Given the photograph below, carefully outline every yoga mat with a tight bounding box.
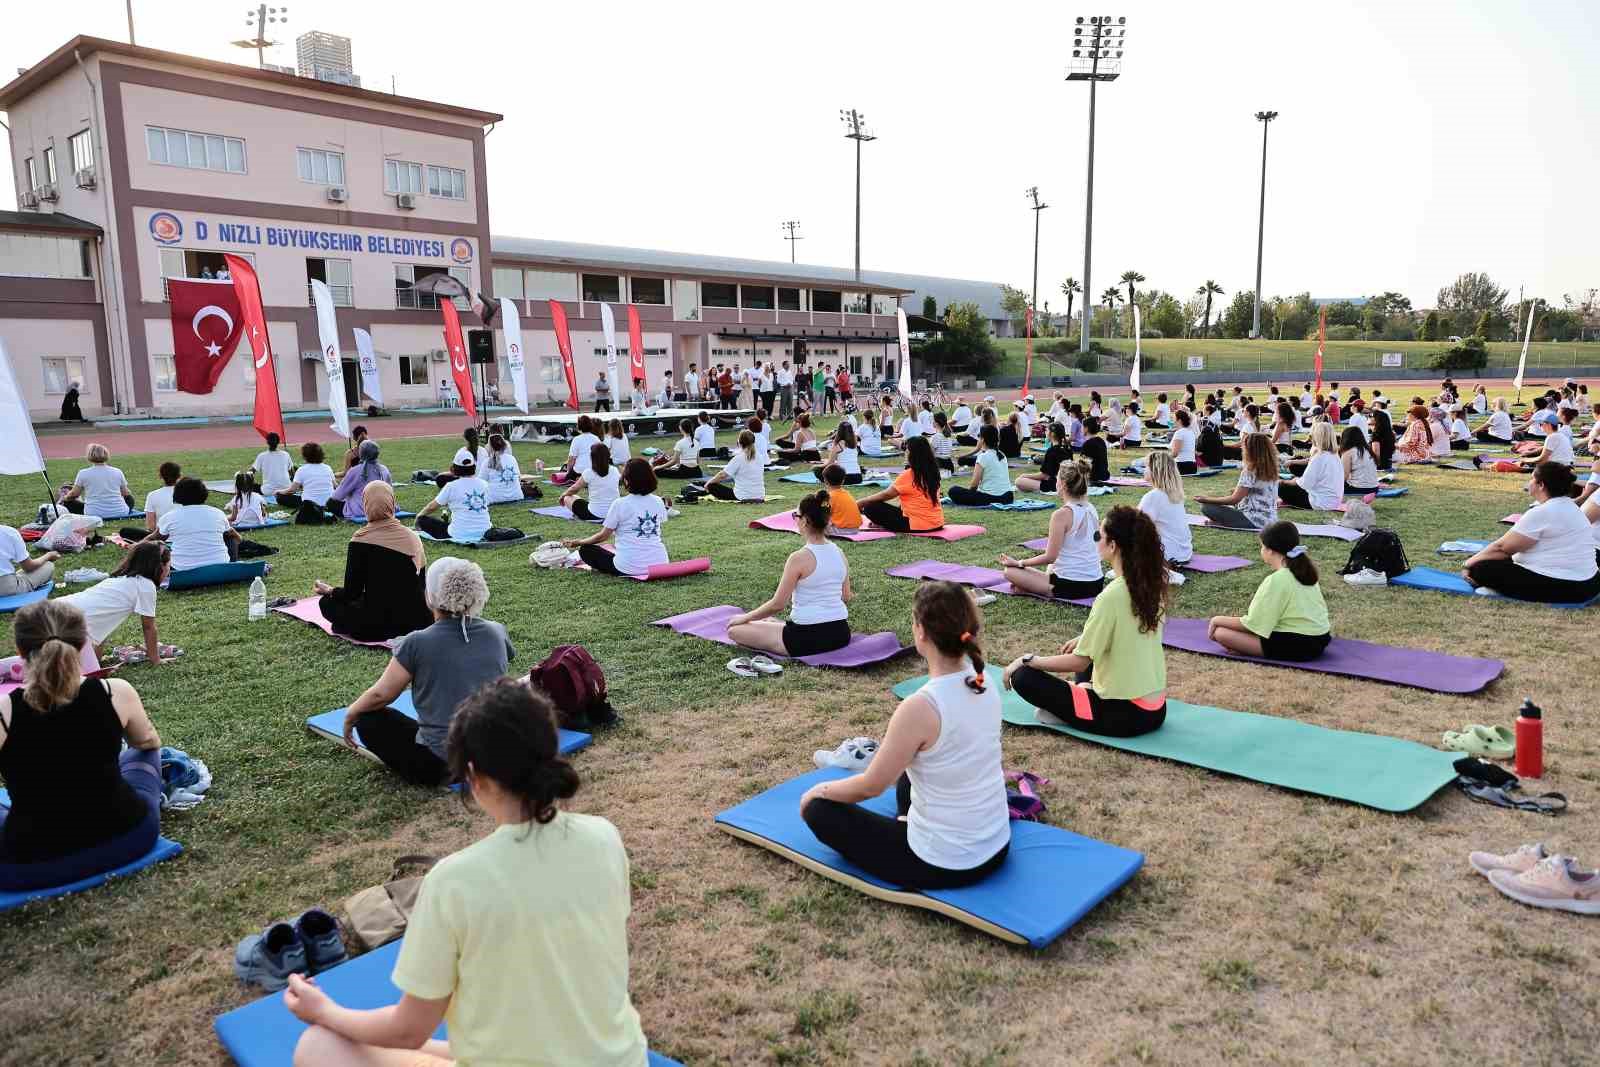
[779,471,891,487]
[715,768,1142,948]
[941,498,1054,512]
[0,581,54,613]
[203,479,238,494]
[651,605,911,668]
[1184,514,1362,541]
[893,669,1459,813]
[1501,513,1523,525]
[231,518,290,531]
[749,511,896,542]
[1389,565,1600,608]
[213,938,683,1067]
[166,561,268,590]
[580,555,713,581]
[271,596,406,650]
[418,531,533,548]
[884,560,1096,607]
[308,691,592,765]
[529,505,601,523]
[1159,617,1504,694]
[1437,540,1491,553]
[346,511,415,525]
[873,524,987,542]
[1019,539,1250,573]
[0,789,182,913]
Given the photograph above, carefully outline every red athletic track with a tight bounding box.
[37,413,474,459]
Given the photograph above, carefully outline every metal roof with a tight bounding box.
[0,210,103,236]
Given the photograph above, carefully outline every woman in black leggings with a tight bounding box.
[857,437,944,532]
[1464,462,1600,604]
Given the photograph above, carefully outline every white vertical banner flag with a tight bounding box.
[1513,300,1536,393]
[500,297,530,414]
[352,328,383,406]
[600,302,619,379]
[310,279,351,438]
[1129,304,1142,394]
[896,307,914,402]
[0,338,47,475]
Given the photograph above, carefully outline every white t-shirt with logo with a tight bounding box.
[1510,498,1598,581]
[484,453,524,504]
[254,449,294,493]
[603,493,669,577]
[73,465,130,517]
[434,476,492,541]
[159,504,231,571]
[59,575,158,645]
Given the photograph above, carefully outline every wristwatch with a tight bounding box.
[1020,653,1036,665]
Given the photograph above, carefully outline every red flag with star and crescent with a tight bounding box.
[223,254,286,444]
[168,277,245,395]
[440,300,477,422]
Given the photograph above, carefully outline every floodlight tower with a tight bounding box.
[781,219,803,263]
[840,109,877,282]
[1067,15,1127,355]
[1251,110,1279,339]
[1026,187,1049,330]
[233,4,288,69]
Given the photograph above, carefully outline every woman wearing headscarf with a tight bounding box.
[314,483,433,643]
[328,440,392,522]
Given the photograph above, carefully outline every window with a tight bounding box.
[158,248,253,296]
[23,157,37,190]
[702,282,737,308]
[843,292,870,314]
[581,274,621,302]
[69,130,94,174]
[778,287,803,311]
[394,264,469,310]
[400,355,429,386]
[672,279,699,321]
[152,355,177,393]
[812,289,842,313]
[0,234,91,279]
[427,165,466,199]
[740,285,775,310]
[42,147,57,186]
[297,147,346,186]
[145,126,246,173]
[630,277,667,305]
[872,294,896,316]
[384,159,423,195]
[492,268,525,300]
[525,269,577,301]
[41,357,87,394]
[306,258,353,306]
[538,355,564,385]
[849,355,864,376]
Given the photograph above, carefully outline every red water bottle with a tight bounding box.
[1514,699,1543,779]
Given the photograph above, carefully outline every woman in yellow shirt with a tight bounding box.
[1001,505,1170,737]
[1206,520,1331,661]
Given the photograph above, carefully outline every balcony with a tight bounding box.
[395,287,468,312]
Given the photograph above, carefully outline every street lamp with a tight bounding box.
[781,219,803,263]
[232,4,288,69]
[1251,110,1279,339]
[840,109,877,283]
[1067,15,1128,355]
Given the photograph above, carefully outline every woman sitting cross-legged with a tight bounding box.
[289,679,648,1066]
[1394,404,1436,464]
[0,525,57,599]
[1137,451,1193,567]
[559,443,622,522]
[1206,521,1331,661]
[947,425,1015,507]
[158,477,241,570]
[1339,425,1380,494]
[997,458,1102,600]
[563,459,671,577]
[814,422,863,485]
[58,442,136,519]
[726,490,853,657]
[1015,420,1069,495]
[798,580,1010,890]
[774,412,821,463]
[1474,397,1516,445]
[1194,433,1279,530]
[415,459,492,542]
[0,600,164,892]
[328,440,392,522]
[276,442,338,521]
[339,558,513,786]
[313,483,433,644]
[688,430,767,502]
[1278,422,1344,512]
[1002,505,1170,738]
[651,420,704,480]
[858,436,944,533]
[1463,461,1600,604]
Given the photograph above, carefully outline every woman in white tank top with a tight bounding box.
[727,491,853,657]
[997,458,1105,602]
[799,580,1010,888]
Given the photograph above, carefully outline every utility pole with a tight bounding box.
[781,220,803,263]
[1067,16,1128,355]
[840,109,876,283]
[126,0,137,44]
[1251,110,1279,339]
[1026,187,1049,326]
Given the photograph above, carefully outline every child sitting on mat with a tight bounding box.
[998,459,1102,601]
[225,470,268,528]
[799,581,1009,890]
[727,490,853,657]
[1003,505,1169,737]
[59,541,169,667]
[1206,521,1331,662]
[822,464,862,531]
[291,678,647,1064]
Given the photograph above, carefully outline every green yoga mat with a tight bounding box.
[891,669,1459,813]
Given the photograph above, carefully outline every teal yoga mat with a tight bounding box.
[891,668,1459,812]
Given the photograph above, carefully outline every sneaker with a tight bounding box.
[969,586,998,606]
[295,909,348,973]
[726,657,760,678]
[1473,586,1499,597]
[1343,568,1389,587]
[813,737,879,770]
[747,655,784,675]
[233,922,308,991]
[1470,842,1549,876]
[1166,569,1188,586]
[1487,855,1600,915]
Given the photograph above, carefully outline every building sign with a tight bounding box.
[145,211,470,262]
[1381,352,1403,367]
[149,212,183,245]
[1186,355,1205,371]
[450,238,474,263]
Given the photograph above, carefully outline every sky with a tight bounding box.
[3,0,1596,310]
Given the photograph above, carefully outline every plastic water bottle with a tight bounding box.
[248,576,267,621]
[1514,699,1543,779]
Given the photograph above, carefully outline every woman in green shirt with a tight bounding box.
[1001,505,1170,737]
[1206,520,1331,661]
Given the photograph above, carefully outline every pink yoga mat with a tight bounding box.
[1018,540,1250,573]
[1501,513,1522,525]
[641,557,712,580]
[0,645,102,697]
[884,560,1096,606]
[272,596,400,650]
[749,511,895,542]
[880,524,988,541]
[652,605,911,668]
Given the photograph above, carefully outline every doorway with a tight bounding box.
[342,359,361,409]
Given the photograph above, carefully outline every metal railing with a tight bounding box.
[308,283,354,307]
[395,288,469,312]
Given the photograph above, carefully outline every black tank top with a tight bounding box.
[0,680,146,862]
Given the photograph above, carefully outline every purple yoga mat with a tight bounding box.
[272,596,400,650]
[652,605,911,668]
[1019,539,1250,572]
[884,560,1095,606]
[749,511,896,542]
[1159,617,1504,694]
[1184,514,1362,542]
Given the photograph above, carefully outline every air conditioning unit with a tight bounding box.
[74,167,96,190]
[395,192,417,210]
[326,185,348,203]
[18,191,39,210]
[429,348,448,363]
[37,184,59,203]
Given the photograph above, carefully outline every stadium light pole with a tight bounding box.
[233,4,288,69]
[1026,187,1049,329]
[1067,16,1127,354]
[781,219,803,263]
[840,109,876,283]
[1251,110,1279,339]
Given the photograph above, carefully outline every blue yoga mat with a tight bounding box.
[165,561,268,590]
[213,938,682,1066]
[779,471,891,486]
[348,510,415,525]
[232,518,290,531]
[940,498,1054,512]
[715,768,1143,948]
[307,691,592,762]
[0,581,54,613]
[417,530,533,548]
[0,789,182,913]
[1391,565,1600,608]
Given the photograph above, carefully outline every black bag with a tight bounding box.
[482,526,524,542]
[295,502,337,525]
[1339,528,1410,578]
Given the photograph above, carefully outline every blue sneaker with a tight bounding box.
[233,922,307,991]
[295,908,347,973]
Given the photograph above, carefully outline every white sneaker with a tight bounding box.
[1343,568,1388,586]
[1166,569,1187,586]
[813,737,879,770]
[970,588,997,606]
[1473,586,1499,597]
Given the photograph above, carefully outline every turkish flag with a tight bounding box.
[627,304,646,387]
[223,255,285,443]
[168,278,245,394]
[549,300,579,410]
[440,300,477,422]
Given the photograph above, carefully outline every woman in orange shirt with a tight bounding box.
[858,437,944,532]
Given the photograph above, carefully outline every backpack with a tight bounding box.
[530,645,620,730]
[1340,528,1410,578]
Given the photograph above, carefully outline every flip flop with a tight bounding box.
[1444,725,1515,760]
[748,655,784,676]
[726,658,760,678]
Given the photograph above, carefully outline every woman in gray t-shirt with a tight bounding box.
[1195,434,1280,530]
[340,558,513,786]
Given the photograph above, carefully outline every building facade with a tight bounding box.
[295,31,359,87]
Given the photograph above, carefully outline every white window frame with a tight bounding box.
[69,130,94,174]
[42,147,57,186]
[307,257,354,306]
[384,159,423,195]
[23,157,37,191]
[399,354,429,386]
[426,165,466,200]
[41,356,88,395]
[144,126,246,174]
[152,355,178,393]
[297,147,346,186]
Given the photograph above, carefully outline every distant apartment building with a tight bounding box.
[295,31,359,88]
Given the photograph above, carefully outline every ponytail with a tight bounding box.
[13,600,89,711]
[1261,520,1318,585]
[913,580,987,691]
[796,488,832,532]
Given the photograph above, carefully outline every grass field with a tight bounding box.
[992,337,1600,379]
[2,398,1598,1065]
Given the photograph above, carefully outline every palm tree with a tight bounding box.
[1101,287,1123,339]
[1196,280,1224,339]
[1120,270,1146,337]
[1059,277,1081,339]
